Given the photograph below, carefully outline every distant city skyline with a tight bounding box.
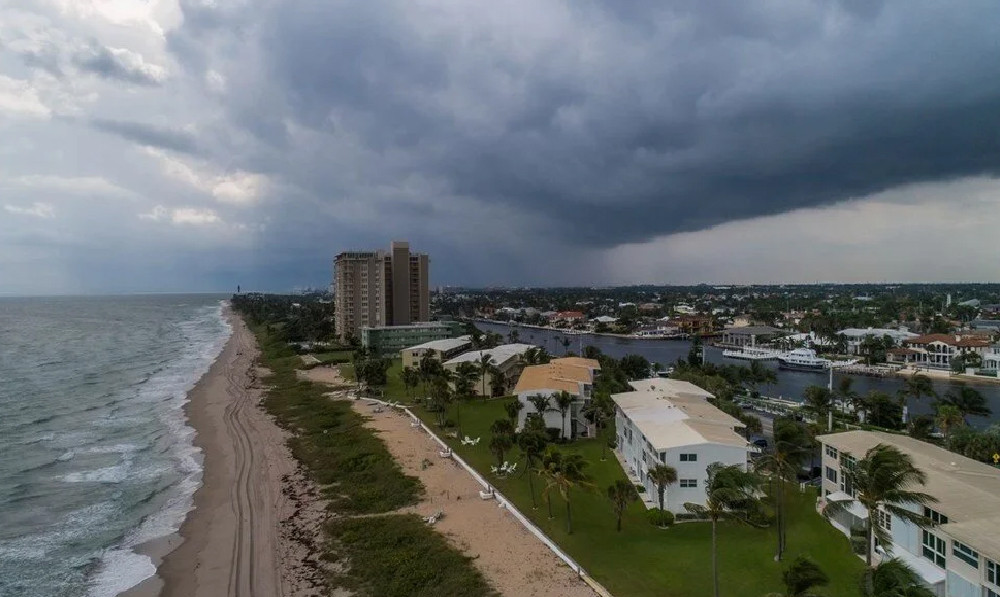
[2,2,1000,294]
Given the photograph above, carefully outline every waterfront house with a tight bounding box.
[612,378,750,513]
[443,343,535,397]
[836,327,918,355]
[553,310,586,323]
[401,337,472,369]
[818,430,1000,597]
[887,334,991,369]
[671,314,715,335]
[719,325,784,348]
[514,357,600,438]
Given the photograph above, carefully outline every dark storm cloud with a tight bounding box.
[170,0,1000,250]
[89,119,199,154]
[72,44,164,87]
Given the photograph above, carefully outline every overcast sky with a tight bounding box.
[2,0,1000,294]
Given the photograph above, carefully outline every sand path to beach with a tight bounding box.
[348,400,598,597]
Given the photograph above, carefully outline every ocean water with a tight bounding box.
[0,295,232,597]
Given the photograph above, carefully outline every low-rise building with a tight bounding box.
[514,357,601,438]
[401,337,472,369]
[719,325,784,347]
[887,334,991,369]
[552,310,586,323]
[671,314,714,335]
[443,343,535,397]
[361,321,465,356]
[612,378,750,513]
[818,430,1000,597]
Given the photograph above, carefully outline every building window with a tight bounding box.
[953,541,979,568]
[840,454,857,471]
[877,509,891,532]
[680,453,698,462]
[660,452,666,463]
[922,530,946,567]
[986,588,999,597]
[825,445,839,459]
[679,479,698,488]
[988,558,999,585]
[825,467,838,483]
[923,507,949,525]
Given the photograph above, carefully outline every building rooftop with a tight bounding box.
[721,325,784,335]
[403,338,471,353]
[904,334,991,348]
[444,343,536,367]
[550,356,601,371]
[612,378,746,451]
[362,321,451,331]
[514,361,595,395]
[817,431,1000,529]
[837,327,917,340]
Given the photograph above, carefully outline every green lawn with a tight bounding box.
[410,398,865,597]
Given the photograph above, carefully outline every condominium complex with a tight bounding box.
[333,241,430,341]
[514,357,601,439]
[612,378,751,513]
[818,430,1000,596]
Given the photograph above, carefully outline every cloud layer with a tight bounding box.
[2,0,1000,293]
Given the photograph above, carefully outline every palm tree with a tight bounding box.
[489,418,516,468]
[607,480,638,532]
[900,374,935,421]
[582,392,614,442]
[756,418,813,560]
[749,360,778,395]
[529,393,551,419]
[685,463,764,597]
[541,451,594,534]
[803,385,835,431]
[538,446,562,518]
[823,444,936,594]
[504,397,523,424]
[765,556,829,597]
[935,403,964,445]
[489,368,507,397]
[518,415,548,508]
[942,383,992,422]
[646,464,678,514]
[836,376,859,418]
[553,390,574,439]
[418,352,441,396]
[428,377,453,427]
[401,366,419,400]
[477,353,495,398]
[866,558,936,597]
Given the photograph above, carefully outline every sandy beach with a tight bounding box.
[347,399,597,597]
[125,312,324,597]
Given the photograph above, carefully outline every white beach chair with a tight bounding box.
[439,448,452,458]
[410,421,421,428]
[479,488,495,500]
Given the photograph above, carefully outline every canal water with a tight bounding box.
[474,321,1000,428]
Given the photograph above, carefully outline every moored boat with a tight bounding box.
[778,348,830,372]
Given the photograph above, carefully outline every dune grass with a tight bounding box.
[250,327,494,595]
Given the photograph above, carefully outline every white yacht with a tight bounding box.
[778,348,830,372]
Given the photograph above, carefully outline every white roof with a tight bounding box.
[444,343,536,367]
[612,378,747,451]
[836,328,917,341]
[593,315,618,323]
[403,338,471,353]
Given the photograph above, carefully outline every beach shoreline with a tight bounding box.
[123,311,324,597]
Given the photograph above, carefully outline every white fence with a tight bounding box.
[363,397,613,597]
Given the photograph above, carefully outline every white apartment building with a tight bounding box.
[818,430,1000,597]
[612,378,751,513]
[514,357,600,439]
